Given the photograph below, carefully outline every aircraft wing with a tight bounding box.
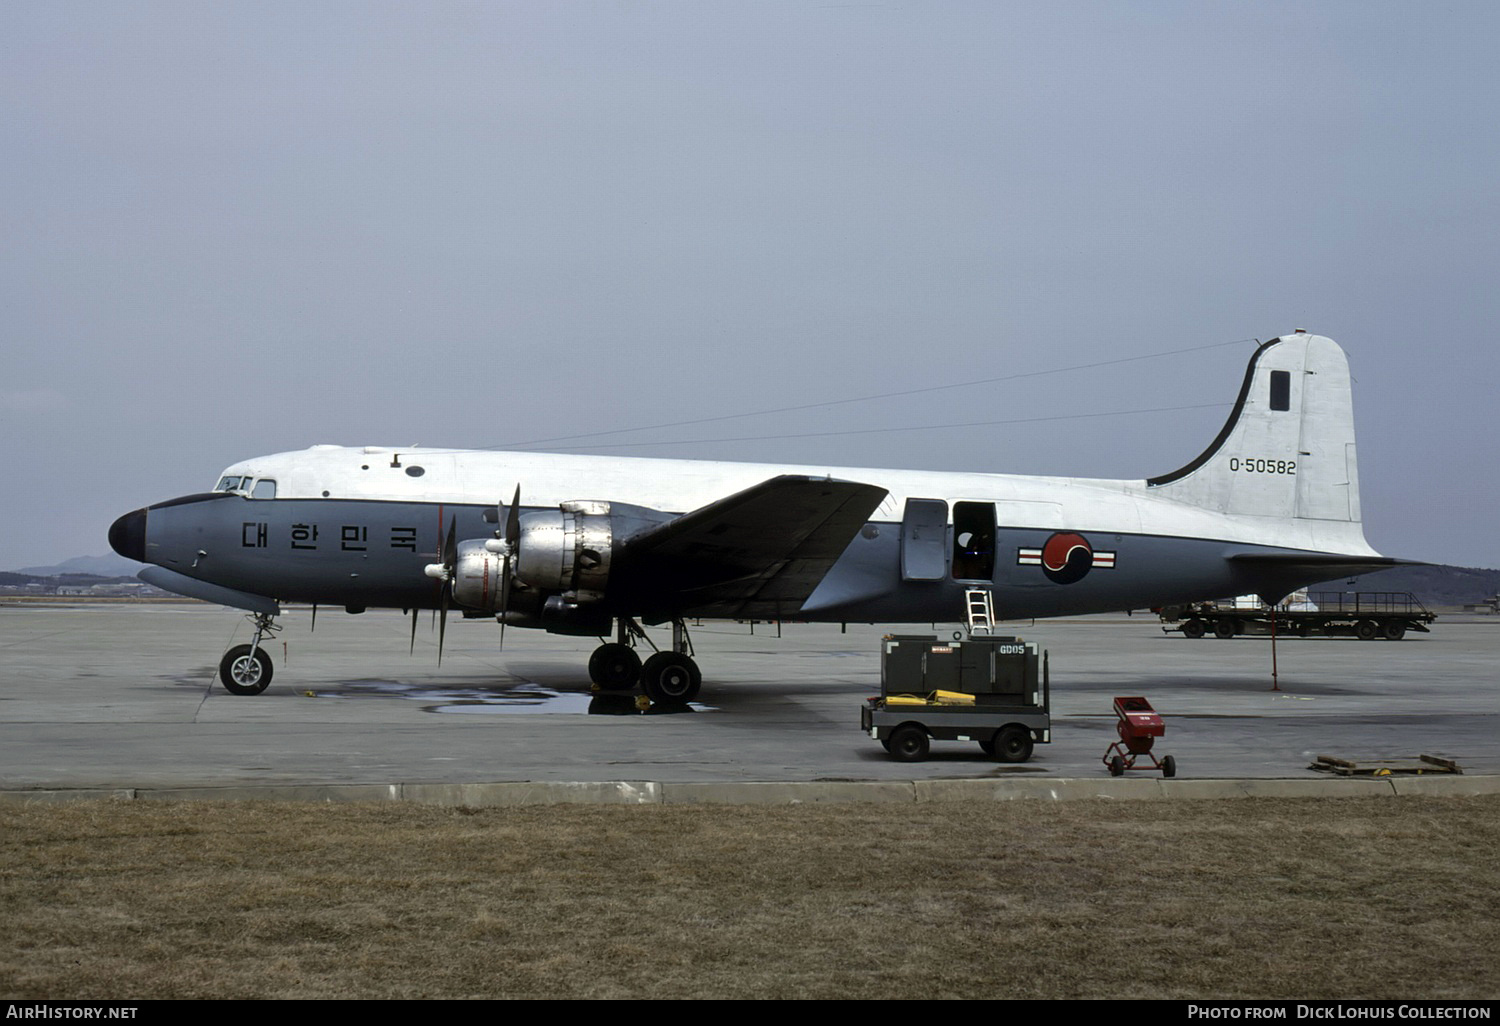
[612,475,888,621]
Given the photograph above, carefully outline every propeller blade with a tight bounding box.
[410,608,418,655]
[437,517,458,666]
[505,484,521,548]
[497,552,511,650]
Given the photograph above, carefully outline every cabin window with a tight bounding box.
[1269,370,1290,411]
[251,478,277,500]
[952,501,996,581]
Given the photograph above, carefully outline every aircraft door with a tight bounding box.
[952,501,997,581]
[900,498,948,581]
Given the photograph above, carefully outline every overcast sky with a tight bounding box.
[4,1,1498,571]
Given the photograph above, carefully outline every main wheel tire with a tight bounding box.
[640,652,701,703]
[993,726,1034,763]
[1356,619,1379,641]
[1383,622,1407,641]
[1213,619,1236,639]
[588,643,641,689]
[219,644,272,695]
[1162,755,1177,779]
[1182,618,1206,639]
[888,724,929,762]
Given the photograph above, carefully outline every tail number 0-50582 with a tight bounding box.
[1229,457,1296,475]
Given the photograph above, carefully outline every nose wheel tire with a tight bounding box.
[219,644,272,695]
[641,652,701,703]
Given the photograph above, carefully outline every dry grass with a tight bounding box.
[2,796,1497,1000]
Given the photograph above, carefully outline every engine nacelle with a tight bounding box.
[451,539,511,611]
[514,500,614,602]
[449,499,673,614]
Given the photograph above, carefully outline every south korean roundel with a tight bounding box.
[1041,532,1094,584]
[1017,532,1116,585]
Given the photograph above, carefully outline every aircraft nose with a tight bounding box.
[108,508,147,563]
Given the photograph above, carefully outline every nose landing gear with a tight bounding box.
[218,613,281,695]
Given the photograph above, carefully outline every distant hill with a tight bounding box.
[1337,564,1500,607]
[15,554,142,577]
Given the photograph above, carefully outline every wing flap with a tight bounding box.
[613,475,888,618]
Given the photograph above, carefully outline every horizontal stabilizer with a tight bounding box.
[1227,551,1420,577]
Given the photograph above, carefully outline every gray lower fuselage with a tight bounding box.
[126,492,1321,624]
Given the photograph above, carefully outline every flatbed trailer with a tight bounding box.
[1159,591,1435,641]
[861,634,1051,762]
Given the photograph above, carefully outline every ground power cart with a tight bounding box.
[862,634,1051,763]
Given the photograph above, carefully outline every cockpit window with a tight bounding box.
[251,478,277,500]
[216,476,243,492]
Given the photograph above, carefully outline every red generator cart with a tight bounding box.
[1103,696,1176,777]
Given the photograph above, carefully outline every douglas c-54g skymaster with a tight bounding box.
[110,332,1402,702]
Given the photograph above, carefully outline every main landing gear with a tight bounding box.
[588,618,702,704]
[218,613,280,695]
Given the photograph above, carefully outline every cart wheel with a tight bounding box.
[888,725,929,763]
[1213,619,1236,639]
[993,726,1034,764]
[1356,619,1378,641]
[1382,622,1406,641]
[1162,755,1177,779]
[1108,754,1125,777]
[1182,618,1206,639]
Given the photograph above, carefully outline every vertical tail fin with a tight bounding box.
[1146,333,1361,523]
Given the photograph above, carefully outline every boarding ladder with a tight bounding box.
[965,588,997,635]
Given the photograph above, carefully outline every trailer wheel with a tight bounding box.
[1213,619,1236,639]
[1356,619,1379,641]
[888,724,929,763]
[1108,754,1125,777]
[1182,618,1206,639]
[1162,755,1177,779]
[993,727,1034,764]
[1383,622,1407,641]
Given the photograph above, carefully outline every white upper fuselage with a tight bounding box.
[215,444,1379,557]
